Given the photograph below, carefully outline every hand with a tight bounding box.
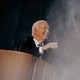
[42,42,58,51]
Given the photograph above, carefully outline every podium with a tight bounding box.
[0,50,54,80]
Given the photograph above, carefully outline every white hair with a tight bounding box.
[32,20,48,36]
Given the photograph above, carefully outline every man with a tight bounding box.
[19,20,58,58]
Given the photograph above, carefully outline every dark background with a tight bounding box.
[0,0,54,50]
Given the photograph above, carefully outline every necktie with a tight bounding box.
[38,43,43,47]
[38,43,44,59]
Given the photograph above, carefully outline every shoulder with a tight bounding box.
[23,36,34,44]
[27,36,33,40]
[21,36,36,48]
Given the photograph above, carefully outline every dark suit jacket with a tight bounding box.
[19,36,42,57]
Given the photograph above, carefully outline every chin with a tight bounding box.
[42,36,48,41]
[43,37,47,41]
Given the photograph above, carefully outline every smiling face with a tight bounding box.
[34,21,49,43]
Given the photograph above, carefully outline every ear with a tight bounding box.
[34,28,37,31]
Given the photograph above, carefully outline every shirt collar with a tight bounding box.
[33,38,40,47]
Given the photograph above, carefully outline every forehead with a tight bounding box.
[37,22,49,29]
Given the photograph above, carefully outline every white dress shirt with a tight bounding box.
[33,38,44,54]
